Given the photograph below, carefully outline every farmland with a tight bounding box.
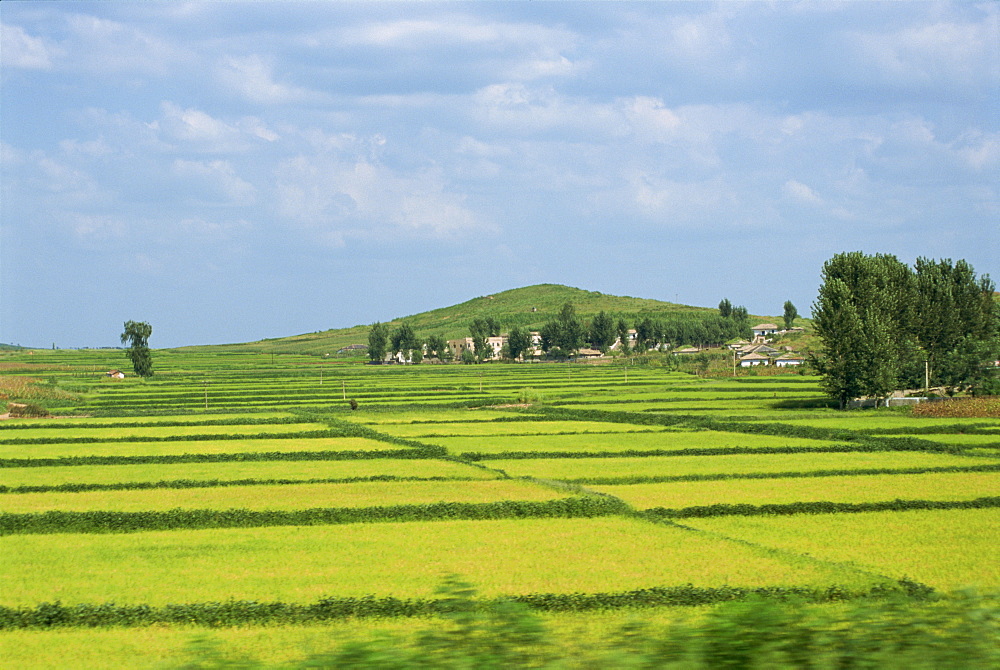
[1,349,998,667]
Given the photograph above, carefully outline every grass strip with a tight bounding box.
[461,442,944,461]
[0,496,629,535]
[566,463,1000,485]
[0,475,491,495]
[642,496,1000,520]
[0,579,932,630]
[0,447,445,468]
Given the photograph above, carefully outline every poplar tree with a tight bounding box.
[367,323,389,363]
[120,320,153,377]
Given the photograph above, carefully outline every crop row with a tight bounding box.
[0,496,629,535]
[461,442,953,461]
[0,579,931,630]
[643,496,1000,519]
[0,416,305,431]
[0,447,446,468]
[0,429,335,445]
[0,474,490,495]
[563,462,1000,485]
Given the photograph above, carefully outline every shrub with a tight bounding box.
[8,403,50,418]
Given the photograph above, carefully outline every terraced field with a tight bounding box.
[1,351,997,667]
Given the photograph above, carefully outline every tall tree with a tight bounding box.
[616,318,631,354]
[588,311,616,352]
[811,252,914,408]
[120,320,153,377]
[367,322,389,363]
[425,334,448,360]
[783,300,799,330]
[718,298,733,319]
[506,326,532,361]
[910,258,998,393]
[390,322,419,358]
[469,318,493,362]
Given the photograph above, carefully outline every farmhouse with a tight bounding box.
[775,354,806,367]
[751,323,780,341]
[105,370,125,379]
[447,336,506,358]
[739,353,771,367]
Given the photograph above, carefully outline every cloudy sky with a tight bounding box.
[2,2,997,348]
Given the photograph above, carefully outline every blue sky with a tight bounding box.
[2,2,997,348]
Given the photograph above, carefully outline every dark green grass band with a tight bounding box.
[0,579,932,630]
[0,496,629,535]
[642,496,1000,519]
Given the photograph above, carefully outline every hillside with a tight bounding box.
[176,284,776,356]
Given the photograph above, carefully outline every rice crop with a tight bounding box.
[0,459,496,491]
[489,451,1000,482]
[428,430,842,456]
[593,471,1000,510]
[0,517,882,607]
[0,422,328,442]
[686,508,1000,590]
[376,420,672,438]
[0,437,405,461]
[0,479,563,514]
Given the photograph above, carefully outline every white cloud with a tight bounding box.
[274,153,491,242]
[1,23,54,69]
[171,159,256,206]
[216,55,325,105]
[782,180,824,206]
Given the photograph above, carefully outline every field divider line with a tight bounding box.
[641,496,1000,520]
[0,497,631,535]
[566,463,1000,485]
[0,475,492,495]
[0,449,443,468]
[0,580,934,630]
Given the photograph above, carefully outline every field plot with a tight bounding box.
[686,508,1000,590]
[741,416,1000,431]
[428,430,843,457]
[872,433,1000,447]
[594,471,1000,510]
[376,420,671,438]
[0,479,562,513]
[0,458,496,490]
[0,422,328,442]
[0,437,411,461]
[350,409,531,424]
[490,450,1000,482]
[0,517,884,607]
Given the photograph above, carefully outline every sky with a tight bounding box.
[2,1,997,349]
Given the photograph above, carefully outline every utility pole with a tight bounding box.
[342,380,346,400]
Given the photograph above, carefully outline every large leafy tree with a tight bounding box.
[469,318,493,362]
[811,252,914,409]
[120,320,154,377]
[910,258,998,393]
[588,311,616,352]
[616,318,631,354]
[539,303,584,358]
[367,322,389,363]
[506,326,532,361]
[390,322,419,358]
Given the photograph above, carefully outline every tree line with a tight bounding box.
[811,253,999,408]
[366,302,759,364]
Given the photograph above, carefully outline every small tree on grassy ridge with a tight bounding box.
[783,300,799,330]
[120,320,153,377]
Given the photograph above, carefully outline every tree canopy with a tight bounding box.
[120,320,153,377]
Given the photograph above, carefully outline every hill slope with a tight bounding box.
[178,284,754,356]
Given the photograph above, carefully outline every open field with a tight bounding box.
[0,350,997,667]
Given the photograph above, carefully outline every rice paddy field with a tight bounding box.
[1,349,998,667]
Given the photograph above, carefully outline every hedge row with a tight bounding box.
[0,580,931,629]
[567,463,1000,486]
[461,443,938,461]
[643,496,1000,520]
[0,474,485,495]
[0,447,445,469]
[0,416,307,431]
[0,496,630,535]
[0,429,335,445]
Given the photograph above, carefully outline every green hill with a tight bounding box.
[178,284,770,356]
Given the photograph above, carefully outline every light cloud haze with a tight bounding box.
[2,2,997,348]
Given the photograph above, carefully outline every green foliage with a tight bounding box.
[120,320,153,377]
[7,402,50,418]
[588,310,616,352]
[783,300,798,330]
[505,326,531,361]
[367,322,389,362]
[643,496,1000,520]
[0,496,629,535]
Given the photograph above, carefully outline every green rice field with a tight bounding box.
[0,349,997,667]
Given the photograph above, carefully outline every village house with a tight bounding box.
[751,323,780,342]
[739,352,771,367]
[774,353,806,367]
[105,370,125,379]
